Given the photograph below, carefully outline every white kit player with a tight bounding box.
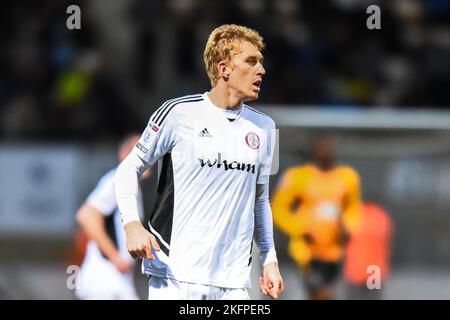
[115,25,284,300]
[75,135,149,300]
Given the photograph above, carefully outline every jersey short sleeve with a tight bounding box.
[257,119,277,185]
[86,169,117,216]
[133,100,179,165]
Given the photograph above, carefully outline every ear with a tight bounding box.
[217,60,231,81]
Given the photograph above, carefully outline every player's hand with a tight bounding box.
[259,262,284,299]
[302,232,315,245]
[110,253,132,273]
[124,221,160,260]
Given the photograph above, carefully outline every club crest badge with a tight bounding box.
[245,132,260,150]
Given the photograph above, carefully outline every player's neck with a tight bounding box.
[315,163,335,172]
[208,84,244,110]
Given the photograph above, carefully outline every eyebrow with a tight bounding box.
[247,54,264,61]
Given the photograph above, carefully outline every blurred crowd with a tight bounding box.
[1,0,449,141]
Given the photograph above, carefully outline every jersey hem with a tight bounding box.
[143,270,252,289]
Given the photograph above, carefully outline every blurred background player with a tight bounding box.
[75,134,152,300]
[272,135,361,300]
[344,201,393,300]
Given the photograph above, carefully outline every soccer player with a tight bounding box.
[75,134,151,300]
[115,24,283,300]
[272,135,361,300]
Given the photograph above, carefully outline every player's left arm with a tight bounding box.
[254,183,284,299]
[253,122,283,299]
[342,168,363,235]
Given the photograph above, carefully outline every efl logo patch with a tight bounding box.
[151,124,159,132]
[245,132,260,150]
[136,142,148,153]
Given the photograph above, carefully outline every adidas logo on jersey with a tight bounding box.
[198,128,212,137]
[198,153,256,174]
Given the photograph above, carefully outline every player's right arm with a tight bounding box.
[76,203,130,272]
[115,100,179,260]
[77,171,131,272]
[271,168,305,237]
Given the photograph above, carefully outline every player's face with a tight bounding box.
[312,138,336,169]
[119,135,140,162]
[228,41,265,101]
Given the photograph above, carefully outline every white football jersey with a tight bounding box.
[76,168,144,299]
[126,93,276,288]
